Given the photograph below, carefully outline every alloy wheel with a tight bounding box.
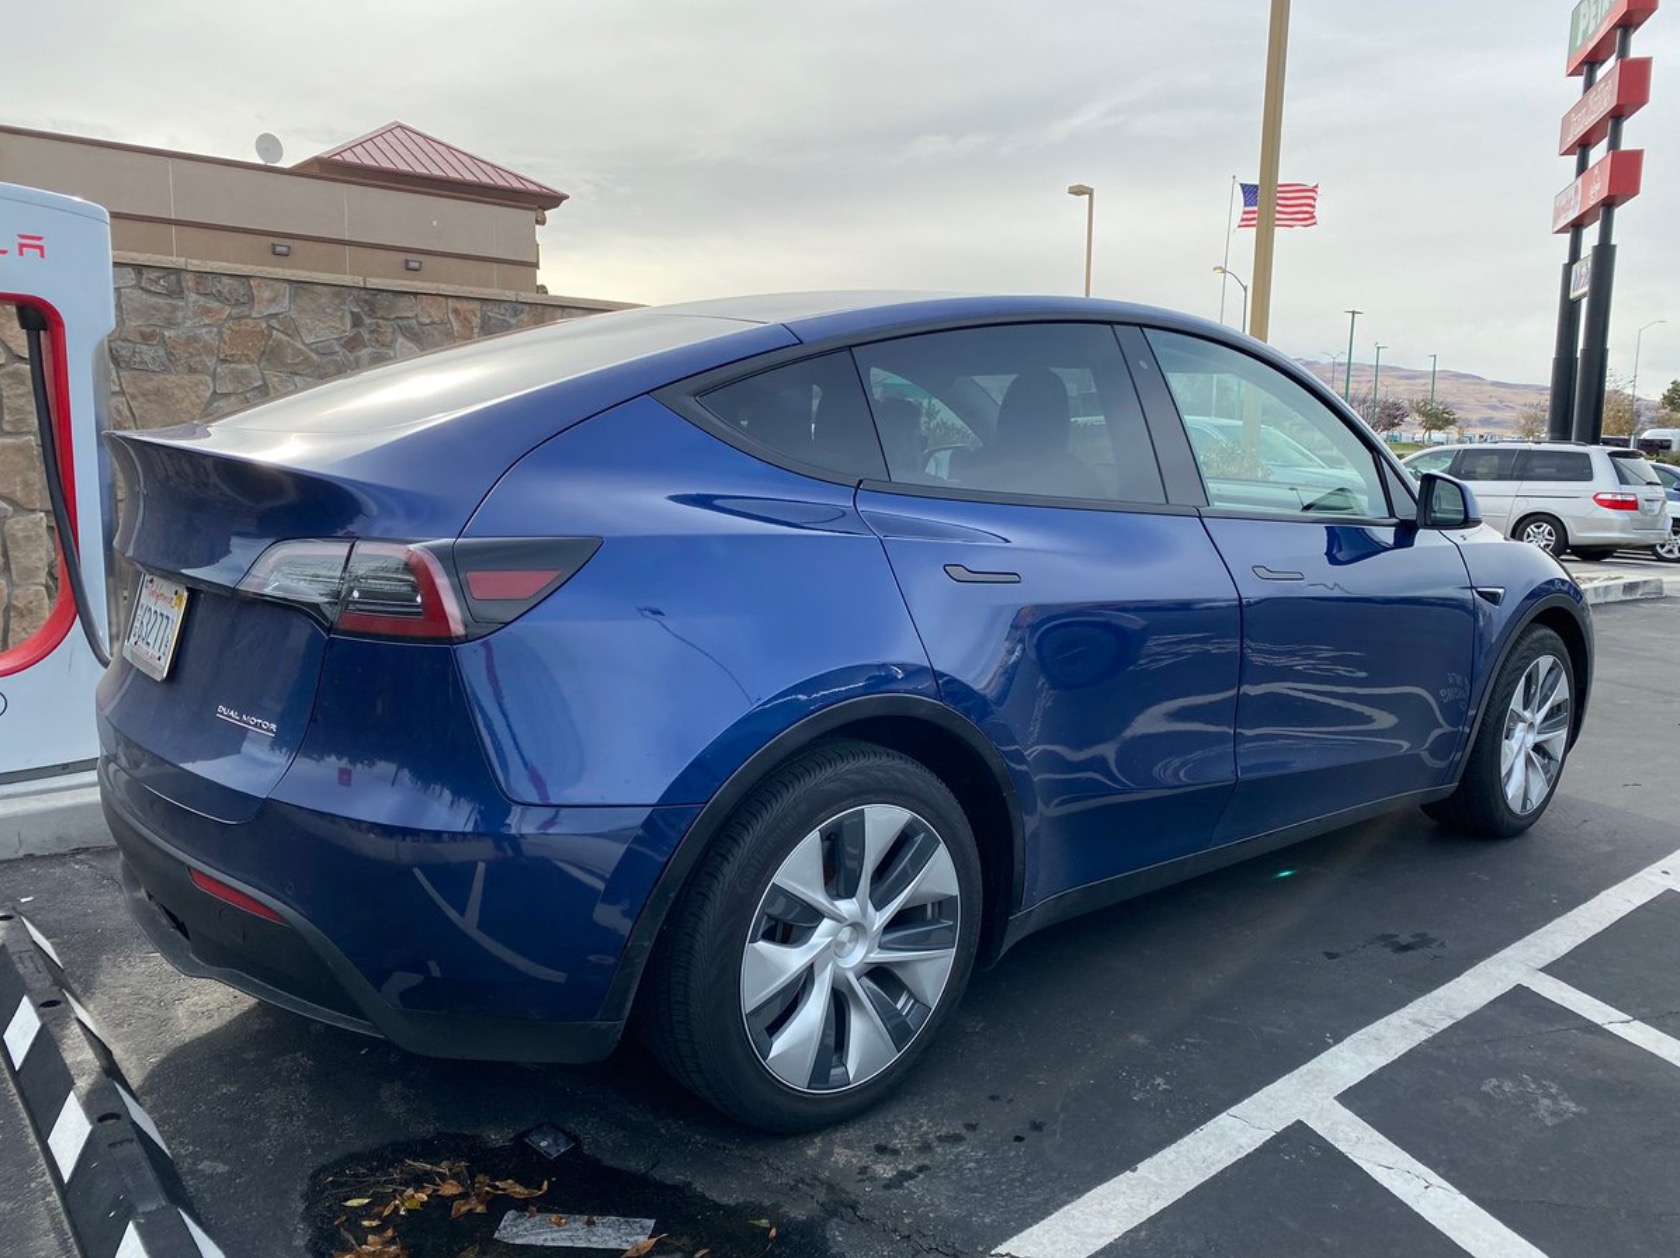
[740,804,961,1094]
[1500,654,1571,815]
[1655,530,1680,563]
[1519,520,1560,553]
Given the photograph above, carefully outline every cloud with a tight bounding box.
[6,0,1678,391]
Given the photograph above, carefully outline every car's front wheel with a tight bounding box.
[1424,625,1574,837]
[1653,527,1680,564]
[638,740,981,1132]
[1513,514,1567,557]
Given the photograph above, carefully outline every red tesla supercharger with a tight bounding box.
[0,182,116,785]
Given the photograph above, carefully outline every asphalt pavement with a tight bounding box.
[2,597,1678,1258]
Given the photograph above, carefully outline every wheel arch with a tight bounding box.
[1457,592,1593,782]
[601,695,1027,1025]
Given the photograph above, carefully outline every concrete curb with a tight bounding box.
[0,774,111,860]
[1578,573,1680,607]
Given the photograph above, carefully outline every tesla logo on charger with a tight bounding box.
[0,233,47,258]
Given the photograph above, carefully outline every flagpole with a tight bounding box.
[1219,175,1237,326]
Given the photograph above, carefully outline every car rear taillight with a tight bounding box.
[1593,491,1641,511]
[237,537,598,641]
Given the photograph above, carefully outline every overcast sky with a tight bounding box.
[6,0,1678,393]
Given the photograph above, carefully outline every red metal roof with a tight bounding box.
[307,122,566,206]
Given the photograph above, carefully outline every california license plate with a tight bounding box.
[124,575,190,681]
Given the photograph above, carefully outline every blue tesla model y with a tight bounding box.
[100,294,1591,1130]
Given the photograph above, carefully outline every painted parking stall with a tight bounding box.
[995,842,1680,1257]
[0,908,221,1258]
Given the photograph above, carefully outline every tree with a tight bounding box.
[1661,378,1680,417]
[1351,393,1407,433]
[1602,370,1637,437]
[1412,396,1458,436]
[1515,400,1549,441]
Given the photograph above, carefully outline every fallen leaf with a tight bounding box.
[549,1215,567,1228]
[342,1198,372,1208]
[434,1179,465,1198]
[380,1199,399,1219]
[749,1219,770,1228]
[401,1191,428,1211]
[622,1236,666,1257]
[450,1197,488,1221]
[586,1214,599,1227]
[495,1178,548,1199]
[360,1218,383,1228]
[455,1246,480,1258]
[769,1226,778,1240]
[525,1204,538,1217]
[695,1250,711,1257]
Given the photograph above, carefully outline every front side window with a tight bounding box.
[854,323,1165,505]
[1404,449,1455,477]
[1146,330,1387,517]
[1452,448,1520,482]
[699,351,887,481]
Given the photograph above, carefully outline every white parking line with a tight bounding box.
[1522,971,1680,1072]
[1304,1100,1547,1258]
[994,846,1680,1258]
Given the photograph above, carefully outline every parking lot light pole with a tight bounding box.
[1343,310,1362,400]
[1068,184,1095,297]
[1632,319,1665,409]
[1374,343,1387,405]
[1326,350,1342,391]
[1429,353,1439,404]
[1213,266,1249,334]
[1249,0,1292,343]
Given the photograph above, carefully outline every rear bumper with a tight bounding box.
[101,754,695,1063]
[1563,514,1673,547]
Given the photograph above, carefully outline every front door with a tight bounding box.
[1142,328,1478,844]
[851,322,1243,906]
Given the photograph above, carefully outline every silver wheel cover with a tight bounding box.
[740,804,961,1094]
[1501,654,1571,815]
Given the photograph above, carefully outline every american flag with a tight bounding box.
[1239,182,1319,228]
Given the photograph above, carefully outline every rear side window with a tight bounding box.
[1611,453,1662,486]
[699,352,887,481]
[1451,449,1519,482]
[1516,450,1593,482]
[853,323,1165,505]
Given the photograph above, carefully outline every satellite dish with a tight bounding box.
[255,133,284,165]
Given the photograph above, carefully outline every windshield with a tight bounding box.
[1610,452,1662,486]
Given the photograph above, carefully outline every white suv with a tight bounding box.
[1402,442,1672,559]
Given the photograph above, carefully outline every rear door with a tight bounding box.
[852,323,1242,906]
[1140,329,1477,843]
[1448,447,1522,535]
[1510,447,1594,537]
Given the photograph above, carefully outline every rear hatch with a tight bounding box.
[97,309,796,818]
[1607,451,1671,529]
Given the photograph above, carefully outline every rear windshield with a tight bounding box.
[1610,452,1662,486]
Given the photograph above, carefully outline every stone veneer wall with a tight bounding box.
[0,256,627,650]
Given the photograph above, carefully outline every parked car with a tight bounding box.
[1401,441,1672,559]
[101,294,1593,1132]
[1637,428,1680,456]
[1651,462,1680,562]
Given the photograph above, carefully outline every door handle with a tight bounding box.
[1252,565,1304,581]
[944,563,1021,584]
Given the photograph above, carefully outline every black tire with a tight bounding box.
[1424,626,1574,838]
[1572,547,1616,561]
[636,739,982,1132]
[1512,514,1567,556]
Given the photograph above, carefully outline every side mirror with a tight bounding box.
[1416,472,1482,530]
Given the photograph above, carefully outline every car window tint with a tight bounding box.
[699,351,887,480]
[1404,449,1454,476]
[854,324,1165,504]
[1516,449,1594,482]
[1145,329,1387,518]
[1611,453,1661,486]
[1451,449,1520,482]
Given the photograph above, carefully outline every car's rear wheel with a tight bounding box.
[638,740,981,1132]
[1513,514,1567,557]
[1572,546,1616,561]
[1424,626,1573,838]
[1653,527,1680,564]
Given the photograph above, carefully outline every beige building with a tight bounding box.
[0,121,566,291]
